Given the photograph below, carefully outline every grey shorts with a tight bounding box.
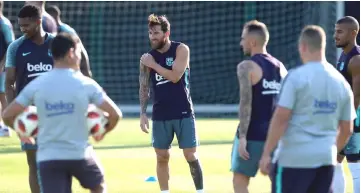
[37,157,104,193]
[152,117,198,149]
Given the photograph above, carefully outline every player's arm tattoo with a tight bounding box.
[349,55,360,109]
[5,67,16,105]
[139,62,150,114]
[237,61,253,138]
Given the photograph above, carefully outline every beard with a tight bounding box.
[335,40,349,48]
[150,38,167,50]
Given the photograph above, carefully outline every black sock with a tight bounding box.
[188,159,203,190]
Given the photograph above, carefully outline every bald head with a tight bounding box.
[299,25,326,52]
[243,20,269,45]
[46,5,60,19]
[337,16,360,33]
[25,1,45,8]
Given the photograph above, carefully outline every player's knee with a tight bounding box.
[183,148,197,162]
[155,151,170,163]
[233,173,250,187]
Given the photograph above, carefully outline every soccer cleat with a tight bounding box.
[0,126,11,137]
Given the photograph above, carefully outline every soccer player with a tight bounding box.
[46,5,92,77]
[259,25,355,193]
[25,1,57,35]
[2,32,122,193]
[5,5,55,193]
[0,0,14,137]
[333,16,360,193]
[139,14,204,193]
[231,20,287,193]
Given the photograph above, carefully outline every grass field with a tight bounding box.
[0,118,353,193]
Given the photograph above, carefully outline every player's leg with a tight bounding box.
[344,132,360,193]
[271,163,316,193]
[71,154,106,193]
[308,165,334,193]
[346,108,360,193]
[231,137,264,193]
[152,120,174,192]
[0,72,10,137]
[333,153,346,193]
[24,145,40,193]
[37,160,71,193]
[174,117,204,193]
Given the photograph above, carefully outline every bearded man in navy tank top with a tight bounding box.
[139,14,204,193]
[333,16,360,193]
[231,20,287,193]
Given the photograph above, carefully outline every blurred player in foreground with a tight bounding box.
[5,5,55,193]
[259,25,355,193]
[231,20,287,193]
[25,1,57,35]
[46,4,92,77]
[0,0,14,137]
[139,14,204,193]
[3,32,122,193]
[333,16,360,193]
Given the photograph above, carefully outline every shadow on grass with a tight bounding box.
[94,140,233,150]
[0,140,233,154]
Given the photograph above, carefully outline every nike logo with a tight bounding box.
[22,52,31,56]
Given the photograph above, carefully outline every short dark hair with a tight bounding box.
[18,5,41,19]
[148,14,170,33]
[299,25,326,51]
[46,5,61,17]
[243,20,270,44]
[51,32,80,60]
[337,16,360,32]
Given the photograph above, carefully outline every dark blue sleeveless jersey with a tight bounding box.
[336,45,360,88]
[42,13,57,34]
[149,41,194,120]
[237,54,283,141]
[0,16,14,60]
[5,33,54,95]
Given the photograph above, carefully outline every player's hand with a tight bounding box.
[18,134,35,144]
[259,154,272,175]
[140,53,157,69]
[93,134,105,142]
[238,136,250,160]
[140,113,149,134]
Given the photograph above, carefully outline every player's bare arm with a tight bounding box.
[237,61,253,138]
[2,100,34,144]
[139,61,150,133]
[142,44,189,83]
[96,94,122,133]
[79,41,92,78]
[348,55,360,109]
[259,106,292,174]
[5,67,16,105]
[2,101,26,128]
[139,62,150,114]
[236,60,254,160]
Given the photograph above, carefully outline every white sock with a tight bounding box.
[348,162,360,193]
[333,163,346,193]
[196,190,204,193]
[161,191,169,193]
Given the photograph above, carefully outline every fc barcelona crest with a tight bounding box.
[166,57,174,66]
[338,62,344,71]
